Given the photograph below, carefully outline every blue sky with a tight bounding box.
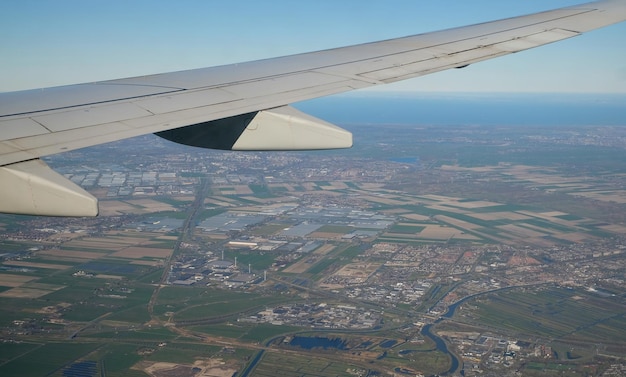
[1,0,625,93]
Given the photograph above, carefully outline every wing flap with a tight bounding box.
[494,29,580,52]
[0,84,182,117]
[0,118,50,139]
[3,122,142,166]
[134,88,239,114]
[32,102,154,132]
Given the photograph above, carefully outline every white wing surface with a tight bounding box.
[1,0,625,216]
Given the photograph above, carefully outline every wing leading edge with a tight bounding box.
[1,0,625,216]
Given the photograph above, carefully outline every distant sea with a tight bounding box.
[295,92,626,127]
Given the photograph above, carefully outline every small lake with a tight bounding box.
[289,336,347,350]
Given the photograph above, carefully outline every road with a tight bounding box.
[147,178,209,321]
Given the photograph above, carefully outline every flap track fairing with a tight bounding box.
[155,106,352,151]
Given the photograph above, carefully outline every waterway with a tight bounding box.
[419,295,475,376]
[238,350,264,377]
[423,286,520,375]
[242,297,471,377]
[420,324,461,376]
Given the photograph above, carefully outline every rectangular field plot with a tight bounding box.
[381,223,481,243]
[76,261,144,276]
[251,352,359,377]
[0,273,37,287]
[98,199,178,215]
[0,286,62,298]
[64,238,136,250]
[468,212,532,221]
[39,249,107,260]
[2,260,71,270]
[110,247,173,259]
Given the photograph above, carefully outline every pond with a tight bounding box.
[289,336,347,350]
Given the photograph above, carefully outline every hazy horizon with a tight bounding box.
[297,92,626,127]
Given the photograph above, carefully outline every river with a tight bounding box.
[421,324,461,376]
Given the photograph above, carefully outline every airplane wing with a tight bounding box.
[1,0,625,216]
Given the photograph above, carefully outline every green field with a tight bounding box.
[250,223,289,236]
[190,323,300,343]
[174,295,284,322]
[0,342,100,377]
[228,250,276,270]
[249,351,361,377]
[315,225,353,233]
[388,224,426,234]
[148,286,290,323]
[464,286,626,355]
[143,343,222,364]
